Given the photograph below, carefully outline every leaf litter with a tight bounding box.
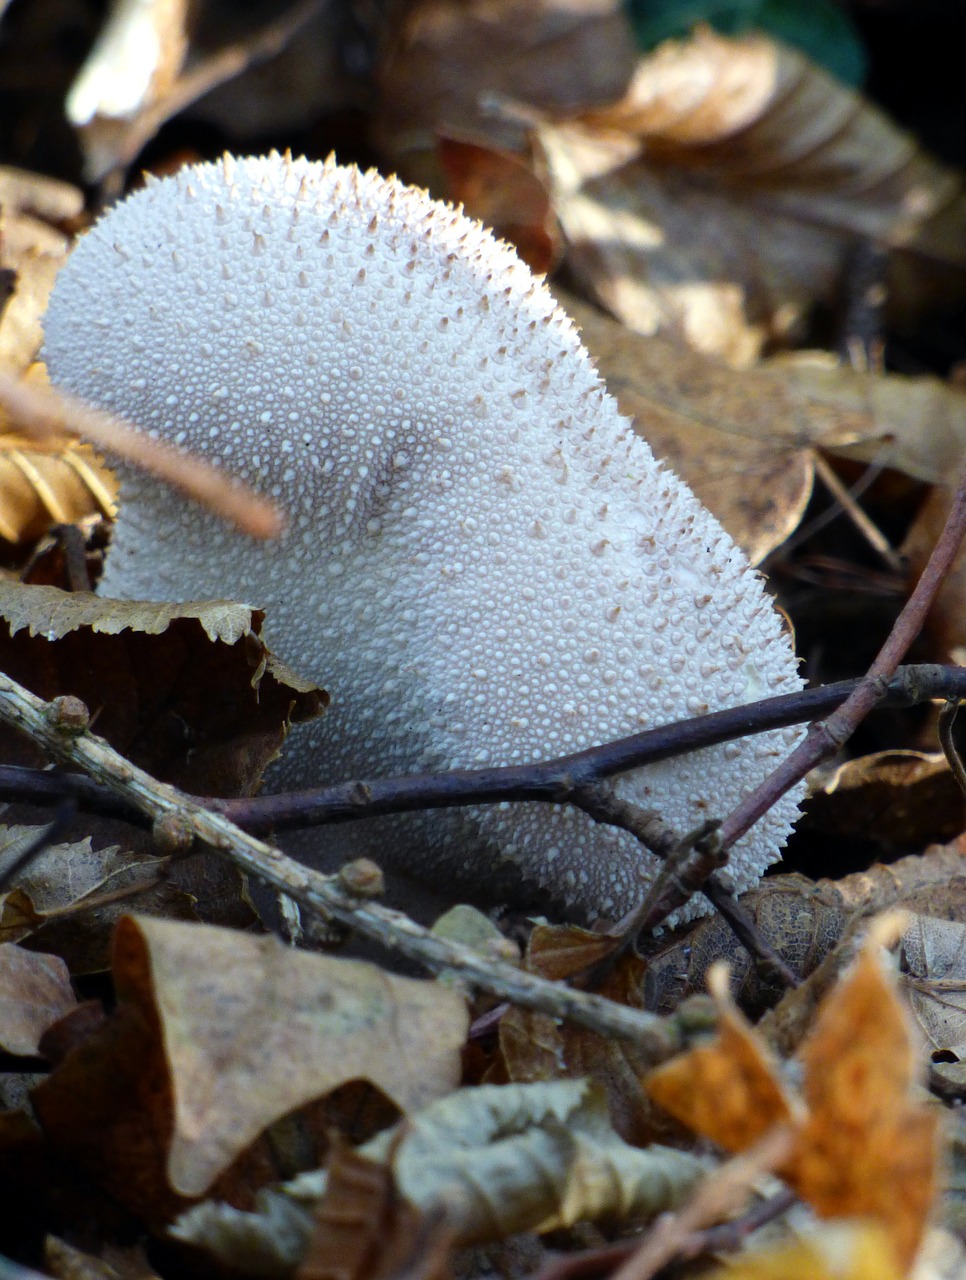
[1,3,966,1279]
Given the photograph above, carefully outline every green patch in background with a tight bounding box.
[624,0,867,86]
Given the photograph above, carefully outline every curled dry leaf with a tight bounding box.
[546,28,966,362]
[0,581,325,796]
[901,915,966,1064]
[644,842,966,1022]
[66,0,191,183]
[0,941,76,1056]
[565,293,966,560]
[172,1079,711,1274]
[0,164,116,543]
[0,823,197,973]
[499,921,671,1146]
[647,927,942,1272]
[299,1136,454,1280]
[33,915,468,1216]
[806,750,965,850]
[642,874,850,1019]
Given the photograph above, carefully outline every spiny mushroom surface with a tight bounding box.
[43,152,804,922]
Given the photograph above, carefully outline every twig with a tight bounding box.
[2,666,961,835]
[0,672,686,1060]
[196,665,966,831]
[0,374,284,539]
[534,1128,796,1280]
[810,450,902,573]
[641,465,966,929]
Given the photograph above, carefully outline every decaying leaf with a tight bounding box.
[172,1079,711,1274]
[901,916,966,1064]
[0,941,76,1056]
[0,823,198,972]
[648,926,942,1271]
[298,1136,453,1280]
[0,582,325,796]
[500,922,671,1145]
[66,0,191,183]
[33,915,468,1212]
[548,29,966,363]
[806,751,965,850]
[643,874,849,1018]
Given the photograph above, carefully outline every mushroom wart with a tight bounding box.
[43,152,804,922]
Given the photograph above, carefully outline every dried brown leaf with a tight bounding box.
[902,484,966,663]
[0,823,197,972]
[0,942,76,1056]
[0,176,116,545]
[375,0,636,175]
[563,293,966,556]
[298,1137,453,1280]
[565,293,812,561]
[642,874,849,1018]
[818,838,966,918]
[584,30,966,264]
[901,916,966,1061]
[437,134,560,275]
[34,915,468,1215]
[0,428,115,543]
[775,353,966,487]
[0,582,325,796]
[499,922,661,1145]
[0,166,84,227]
[807,750,966,849]
[648,926,942,1272]
[548,29,966,362]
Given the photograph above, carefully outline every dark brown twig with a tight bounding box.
[0,666,961,839]
[641,466,966,929]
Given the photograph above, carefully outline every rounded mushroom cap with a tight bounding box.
[43,152,804,922]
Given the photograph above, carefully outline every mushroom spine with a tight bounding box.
[42,152,804,922]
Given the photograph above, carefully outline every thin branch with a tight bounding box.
[1,665,961,838]
[0,672,688,1060]
[642,465,966,928]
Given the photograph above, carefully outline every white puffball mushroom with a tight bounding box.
[43,152,805,923]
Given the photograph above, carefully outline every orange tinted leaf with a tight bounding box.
[646,966,797,1151]
[789,930,942,1272]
